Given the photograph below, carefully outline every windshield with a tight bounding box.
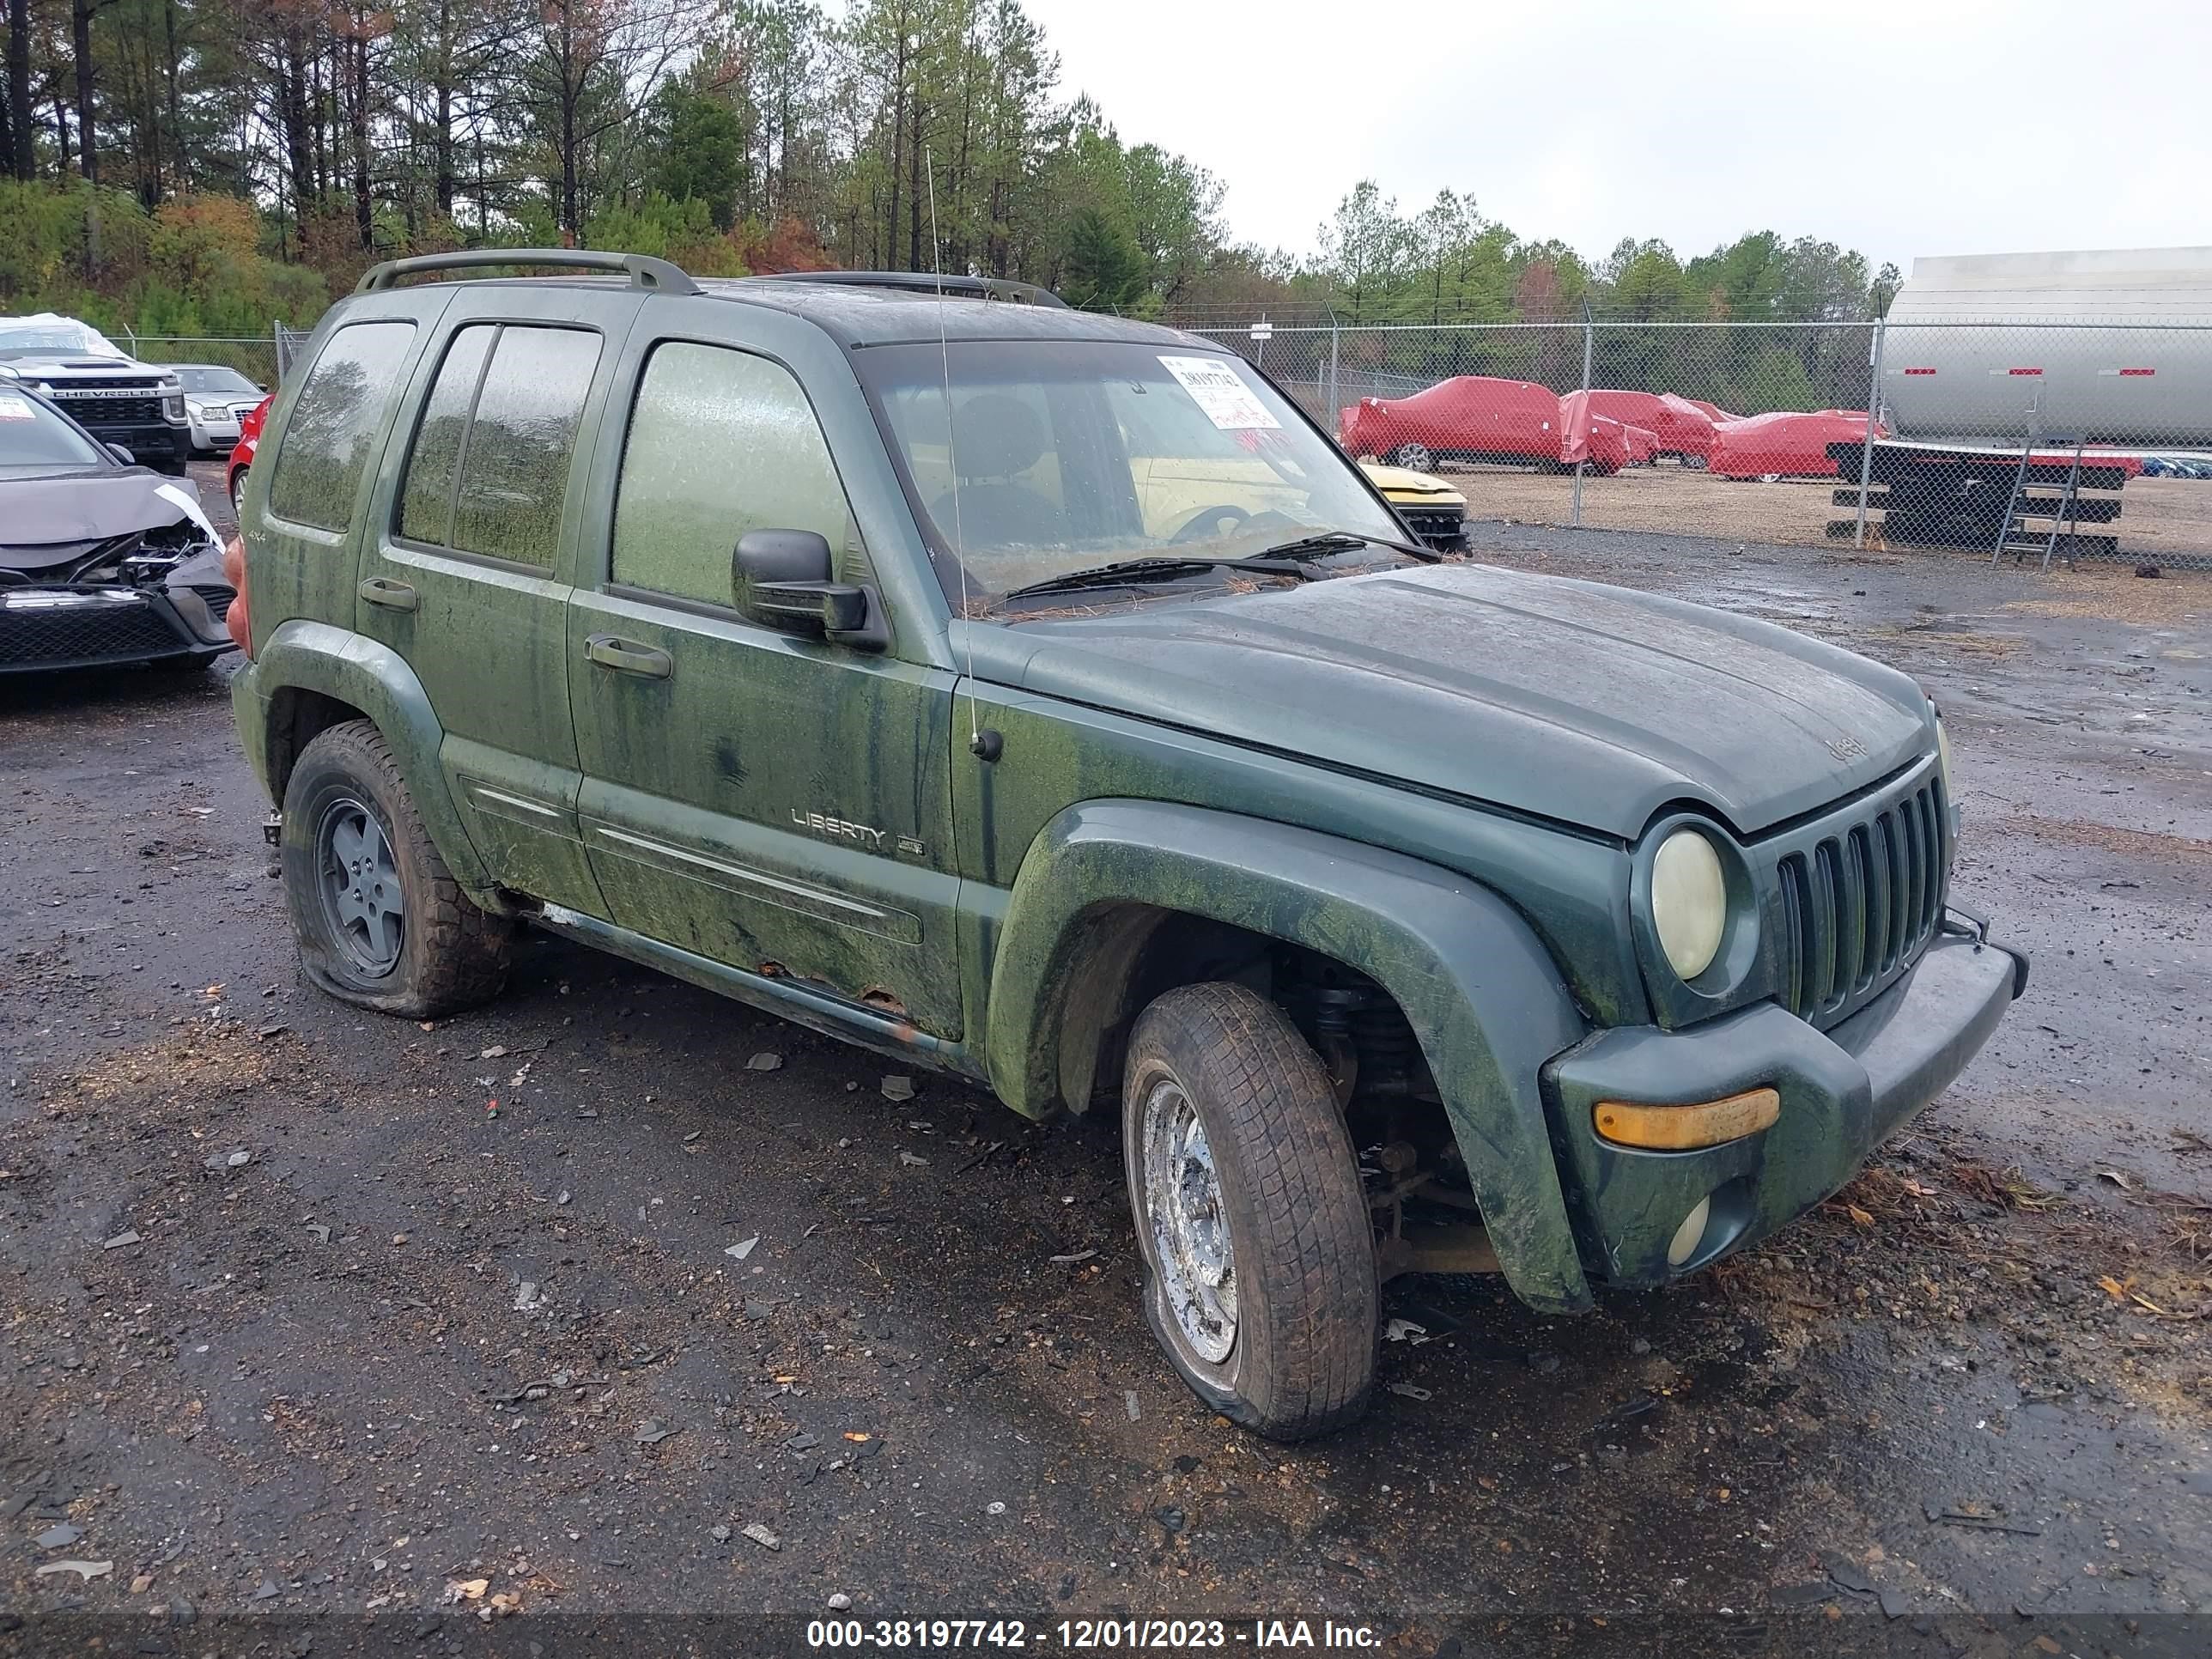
[859,340,1403,603]
[0,320,125,361]
[174,366,260,395]
[0,390,106,469]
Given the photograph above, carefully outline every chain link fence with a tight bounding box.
[1182,316,2212,569]
[115,325,299,392]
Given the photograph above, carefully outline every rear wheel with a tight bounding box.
[1122,982,1378,1438]
[280,720,510,1017]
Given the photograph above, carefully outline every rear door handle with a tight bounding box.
[584,634,673,679]
[358,576,418,612]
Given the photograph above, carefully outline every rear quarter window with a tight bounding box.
[268,320,416,532]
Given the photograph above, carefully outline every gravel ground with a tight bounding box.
[1440,462,2212,565]
[1,462,2206,1656]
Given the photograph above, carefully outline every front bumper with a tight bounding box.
[84,421,191,470]
[0,577,235,672]
[1539,921,2027,1286]
[1391,504,1470,552]
[190,413,245,450]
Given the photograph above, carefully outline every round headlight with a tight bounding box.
[1651,828,1727,981]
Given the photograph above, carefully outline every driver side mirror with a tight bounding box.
[732,529,886,651]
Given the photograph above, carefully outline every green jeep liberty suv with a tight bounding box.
[229,252,2027,1437]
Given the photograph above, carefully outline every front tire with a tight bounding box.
[280,720,510,1017]
[1389,442,1433,472]
[1122,983,1378,1438]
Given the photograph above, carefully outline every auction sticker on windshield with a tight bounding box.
[1158,355,1279,430]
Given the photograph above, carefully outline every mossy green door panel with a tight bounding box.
[568,593,963,1036]
[354,293,637,918]
[565,333,962,1036]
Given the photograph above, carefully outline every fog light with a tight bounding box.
[1667,1196,1712,1268]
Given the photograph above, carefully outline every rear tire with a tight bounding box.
[281,719,510,1018]
[1122,982,1378,1439]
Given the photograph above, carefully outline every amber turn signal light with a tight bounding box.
[1594,1087,1780,1151]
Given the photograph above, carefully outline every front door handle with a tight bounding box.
[584,634,673,679]
[359,576,418,612]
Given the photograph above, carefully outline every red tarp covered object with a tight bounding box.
[1708,410,1886,478]
[1565,389,1719,462]
[1555,392,1636,471]
[1340,375,1563,466]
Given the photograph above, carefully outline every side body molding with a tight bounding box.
[983,801,1595,1313]
[235,619,495,900]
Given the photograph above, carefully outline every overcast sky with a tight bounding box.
[1029,0,2207,276]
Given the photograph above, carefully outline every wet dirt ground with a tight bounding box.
[1,465,2206,1656]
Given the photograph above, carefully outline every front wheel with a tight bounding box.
[1123,982,1378,1438]
[1388,442,1433,472]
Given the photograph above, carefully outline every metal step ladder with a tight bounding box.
[1992,436,2087,570]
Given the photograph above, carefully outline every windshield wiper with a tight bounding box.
[996,554,1320,605]
[1259,528,1442,563]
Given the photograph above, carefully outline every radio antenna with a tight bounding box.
[925,150,981,752]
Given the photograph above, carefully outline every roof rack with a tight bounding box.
[746,270,1068,309]
[355,249,701,296]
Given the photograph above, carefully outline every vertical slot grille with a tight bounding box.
[1772,776,1948,1025]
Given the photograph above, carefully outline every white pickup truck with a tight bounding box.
[0,313,191,474]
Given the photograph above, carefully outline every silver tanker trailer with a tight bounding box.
[1838,246,2212,553]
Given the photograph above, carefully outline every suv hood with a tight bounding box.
[967,562,1934,841]
[2,354,159,378]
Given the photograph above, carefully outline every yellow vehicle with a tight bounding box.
[1360,461,1469,552]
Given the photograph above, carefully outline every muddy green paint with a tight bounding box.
[233,269,2022,1324]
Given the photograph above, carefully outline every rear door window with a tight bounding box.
[268,320,416,531]
[397,323,601,568]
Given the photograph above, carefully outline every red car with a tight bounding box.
[226,394,271,517]
[1340,375,1563,471]
[1708,409,1885,479]
[1564,389,1720,465]
[1556,393,1650,474]
[1680,397,1742,426]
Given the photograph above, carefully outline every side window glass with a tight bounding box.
[611,342,853,606]
[397,324,495,547]
[268,321,416,531]
[452,326,601,565]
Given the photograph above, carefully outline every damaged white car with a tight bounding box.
[0,386,235,674]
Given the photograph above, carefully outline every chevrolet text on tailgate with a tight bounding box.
[228,251,2027,1437]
